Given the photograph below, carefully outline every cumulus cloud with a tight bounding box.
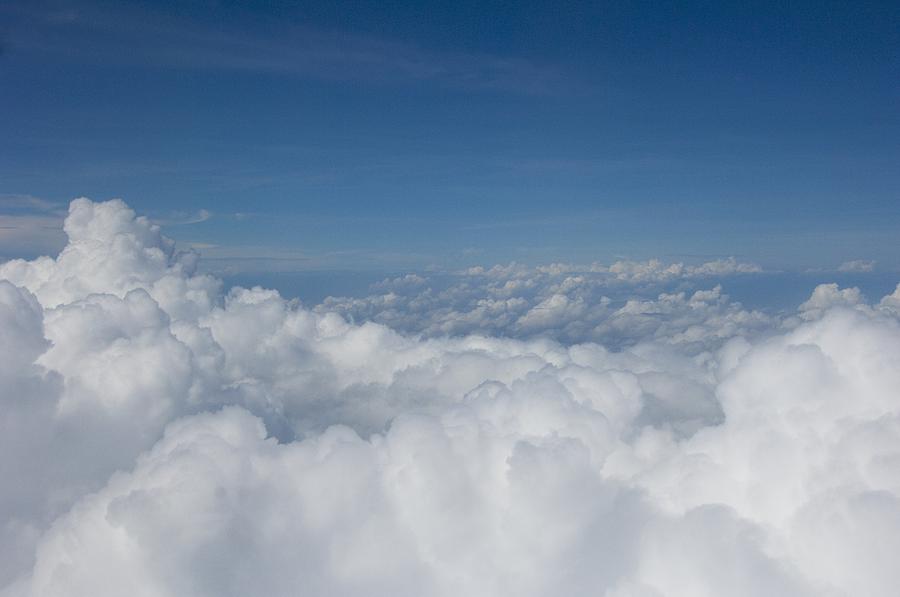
[317,260,768,349]
[2,198,900,596]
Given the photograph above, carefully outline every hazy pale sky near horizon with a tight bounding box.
[1,0,898,270]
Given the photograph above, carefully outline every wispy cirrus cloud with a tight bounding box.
[0,194,65,215]
[152,209,212,226]
[2,1,571,95]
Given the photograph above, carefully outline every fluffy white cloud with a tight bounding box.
[0,198,221,319]
[2,198,900,596]
[317,261,768,349]
[797,282,864,319]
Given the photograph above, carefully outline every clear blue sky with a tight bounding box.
[1,0,898,271]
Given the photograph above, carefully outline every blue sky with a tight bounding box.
[1,0,898,272]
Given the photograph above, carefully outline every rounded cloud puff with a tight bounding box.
[2,199,900,596]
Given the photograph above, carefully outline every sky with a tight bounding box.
[2,0,898,273]
[5,4,900,595]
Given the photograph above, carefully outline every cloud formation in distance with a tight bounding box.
[838,259,876,273]
[317,259,769,350]
[2,198,900,596]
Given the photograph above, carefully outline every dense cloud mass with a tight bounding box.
[2,199,900,596]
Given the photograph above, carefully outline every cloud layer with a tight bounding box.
[317,259,768,350]
[2,199,900,596]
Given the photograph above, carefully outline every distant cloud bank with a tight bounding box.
[2,198,900,596]
[318,258,767,348]
[838,259,876,272]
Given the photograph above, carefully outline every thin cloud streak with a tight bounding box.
[3,1,572,95]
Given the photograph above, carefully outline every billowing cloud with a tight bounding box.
[2,198,900,596]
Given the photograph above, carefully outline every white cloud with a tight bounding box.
[838,259,876,272]
[318,261,768,349]
[153,209,213,226]
[2,198,900,596]
[797,282,864,319]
